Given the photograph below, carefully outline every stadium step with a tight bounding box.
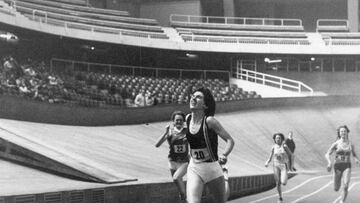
[162,27,184,42]
[306,33,326,46]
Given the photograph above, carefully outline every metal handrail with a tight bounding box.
[50,58,231,81]
[170,14,303,26]
[237,68,313,95]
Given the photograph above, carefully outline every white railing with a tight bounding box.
[170,14,303,27]
[316,19,349,32]
[6,3,167,39]
[235,68,313,95]
[50,58,231,81]
[181,34,310,45]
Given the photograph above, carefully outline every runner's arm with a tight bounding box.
[325,142,336,166]
[155,125,170,147]
[265,147,274,167]
[207,117,234,158]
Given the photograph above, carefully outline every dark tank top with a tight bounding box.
[167,125,189,163]
[186,115,218,162]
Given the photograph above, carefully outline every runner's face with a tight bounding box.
[190,91,206,110]
[275,135,282,145]
[339,127,348,139]
[173,115,184,128]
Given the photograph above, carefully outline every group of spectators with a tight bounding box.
[0,56,66,103]
[0,56,260,108]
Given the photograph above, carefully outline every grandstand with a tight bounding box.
[0,0,360,202]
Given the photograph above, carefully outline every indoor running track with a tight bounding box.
[230,170,360,203]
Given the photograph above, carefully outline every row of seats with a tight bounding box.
[13,5,164,33]
[176,28,308,38]
[14,0,157,26]
[5,0,169,39]
[170,15,304,32]
[182,35,310,45]
[0,55,261,108]
[172,21,304,32]
[171,15,309,45]
[20,0,129,16]
[49,0,87,6]
[70,71,261,107]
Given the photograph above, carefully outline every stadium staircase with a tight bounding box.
[231,68,316,97]
[306,32,326,46]
[161,27,183,42]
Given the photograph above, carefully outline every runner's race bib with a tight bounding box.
[336,155,350,162]
[191,148,211,162]
[173,144,186,153]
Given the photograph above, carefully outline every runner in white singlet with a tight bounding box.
[325,125,360,203]
[265,133,292,203]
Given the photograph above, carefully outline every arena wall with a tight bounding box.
[268,72,360,95]
[0,174,289,203]
[0,95,359,126]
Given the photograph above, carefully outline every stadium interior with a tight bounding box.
[0,0,360,202]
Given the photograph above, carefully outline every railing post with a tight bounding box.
[262,74,265,85]
[50,59,53,73]
[72,61,75,73]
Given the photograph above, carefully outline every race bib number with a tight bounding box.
[191,148,210,162]
[336,155,350,162]
[173,144,186,153]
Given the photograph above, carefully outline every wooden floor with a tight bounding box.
[0,103,360,196]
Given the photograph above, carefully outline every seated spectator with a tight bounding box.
[134,89,145,107]
[5,74,17,88]
[145,91,154,106]
[23,66,36,77]
[18,82,31,96]
[48,75,58,86]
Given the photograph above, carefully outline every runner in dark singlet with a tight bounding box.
[155,111,189,202]
[186,87,234,203]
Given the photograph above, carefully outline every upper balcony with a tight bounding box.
[0,0,360,55]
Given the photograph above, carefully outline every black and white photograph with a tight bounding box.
[0,0,360,202]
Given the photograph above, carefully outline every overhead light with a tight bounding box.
[310,57,315,61]
[186,53,198,58]
[265,58,282,64]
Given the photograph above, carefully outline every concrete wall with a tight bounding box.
[234,0,347,32]
[268,72,360,96]
[1,94,360,126]
[140,0,201,26]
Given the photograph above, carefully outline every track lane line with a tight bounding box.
[290,181,332,203]
[248,174,332,203]
[332,181,360,203]
[291,176,360,203]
